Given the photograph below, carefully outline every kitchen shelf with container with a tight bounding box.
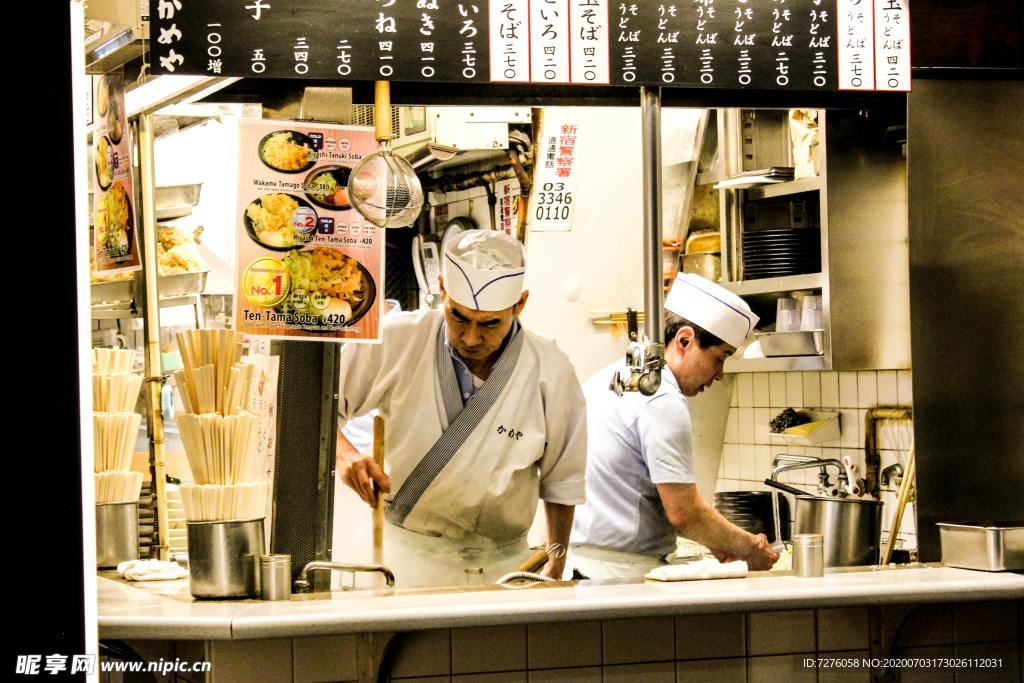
[90,187,209,327]
[693,107,910,372]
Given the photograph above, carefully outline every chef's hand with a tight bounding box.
[539,556,567,581]
[710,548,742,563]
[744,533,780,571]
[342,456,391,507]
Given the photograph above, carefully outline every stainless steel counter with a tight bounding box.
[98,565,1024,641]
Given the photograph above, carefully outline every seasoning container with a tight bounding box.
[260,554,292,601]
[792,533,824,577]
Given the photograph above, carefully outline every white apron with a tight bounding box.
[569,545,666,580]
[383,522,529,588]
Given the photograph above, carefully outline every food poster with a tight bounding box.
[92,70,142,274]
[234,119,384,342]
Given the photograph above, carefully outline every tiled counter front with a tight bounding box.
[119,600,1023,682]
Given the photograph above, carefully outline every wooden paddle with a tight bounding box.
[372,415,385,566]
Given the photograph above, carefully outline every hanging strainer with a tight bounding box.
[348,81,424,228]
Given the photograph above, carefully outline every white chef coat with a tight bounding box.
[337,309,587,586]
[570,361,695,573]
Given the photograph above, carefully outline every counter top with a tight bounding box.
[98,565,1024,641]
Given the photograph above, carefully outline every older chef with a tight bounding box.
[570,273,779,579]
[336,230,587,587]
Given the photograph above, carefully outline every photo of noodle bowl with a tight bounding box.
[107,95,123,144]
[96,181,133,258]
[258,130,317,173]
[304,165,352,210]
[95,135,113,191]
[96,76,109,117]
[277,247,376,328]
[244,192,318,251]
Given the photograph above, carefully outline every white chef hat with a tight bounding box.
[664,273,759,348]
[442,230,527,311]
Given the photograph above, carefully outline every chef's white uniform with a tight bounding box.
[337,308,587,587]
[569,362,695,579]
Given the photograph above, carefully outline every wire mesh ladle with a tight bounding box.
[348,81,424,228]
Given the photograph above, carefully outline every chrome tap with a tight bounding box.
[293,561,396,593]
[770,455,850,497]
[609,308,665,397]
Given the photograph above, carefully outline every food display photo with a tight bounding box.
[92,70,141,274]
[234,119,383,342]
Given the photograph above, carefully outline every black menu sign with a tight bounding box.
[150,0,910,92]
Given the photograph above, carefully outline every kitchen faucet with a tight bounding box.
[293,561,396,593]
[770,454,850,497]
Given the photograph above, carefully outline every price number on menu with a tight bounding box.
[534,182,573,221]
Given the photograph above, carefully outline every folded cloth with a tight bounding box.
[116,559,188,581]
[645,558,748,582]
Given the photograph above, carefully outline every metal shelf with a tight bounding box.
[725,354,831,373]
[745,176,821,199]
[720,273,823,297]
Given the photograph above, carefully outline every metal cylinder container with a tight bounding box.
[794,496,883,567]
[792,533,825,577]
[260,554,292,601]
[187,518,265,599]
[96,502,139,568]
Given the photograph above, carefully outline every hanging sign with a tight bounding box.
[494,178,521,237]
[529,113,580,233]
[150,0,910,92]
[233,119,385,342]
[92,71,142,275]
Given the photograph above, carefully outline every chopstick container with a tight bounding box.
[96,502,139,568]
[187,518,264,598]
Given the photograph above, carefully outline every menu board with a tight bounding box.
[92,71,142,274]
[150,0,910,92]
[233,119,384,343]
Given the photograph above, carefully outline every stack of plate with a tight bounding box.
[742,228,821,280]
[714,491,792,541]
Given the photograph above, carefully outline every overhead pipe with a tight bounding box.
[609,87,666,396]
[640,86,665,360]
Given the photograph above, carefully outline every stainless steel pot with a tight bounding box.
[794,496,883,567]
[187,518,264,599]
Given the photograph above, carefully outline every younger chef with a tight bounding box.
[336,230,587,587]
[570,273,779,578]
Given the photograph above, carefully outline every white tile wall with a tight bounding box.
[769,373,787,408]
[716,370,916,544]
[877,371,898,405]
[786,373,804,407]
[820,372,840,408]
[838,372,859,408]
[802,373,821,408]
[753,374,770,406]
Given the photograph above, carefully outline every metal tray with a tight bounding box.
[88,184,203,223]
[756,330,824,357]
[91,277,135,305]
[937,521,1024,571]
[158,270,209,298]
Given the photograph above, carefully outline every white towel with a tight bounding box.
[645,558,748,582]
[116,559,188,581]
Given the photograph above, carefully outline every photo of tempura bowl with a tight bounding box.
[258,130,317,173]
[243,192,319,251]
